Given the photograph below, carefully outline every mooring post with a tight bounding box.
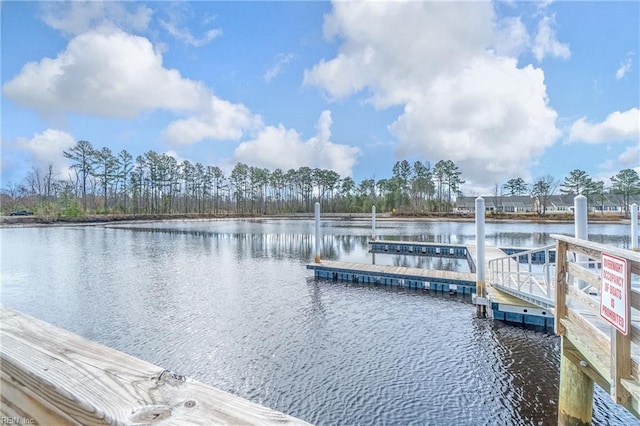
[632,203,638,252]
[314,202,321,264]
[371,205,376,265]
[475,196,486,317]
[574,195,588,290]
[371,206,376,241]
[558,338,594,426]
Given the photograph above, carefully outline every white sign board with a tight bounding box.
[600,253,629,335]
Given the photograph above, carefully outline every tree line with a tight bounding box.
[2,139,639,217]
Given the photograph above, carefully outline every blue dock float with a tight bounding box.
[368,240,477,272]
[369,241,469,258]
[308,240,556,332]
[490,301,555,332]
[306,260,476,295]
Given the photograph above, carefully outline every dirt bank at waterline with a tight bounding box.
[0,211,631,227]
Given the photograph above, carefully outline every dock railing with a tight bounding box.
[487,244,556,308]
[0,307,311,426]
[552,233,640,424]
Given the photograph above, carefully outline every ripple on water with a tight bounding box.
[2,223,639,425]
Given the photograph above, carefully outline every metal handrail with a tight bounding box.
[488,244,556,302]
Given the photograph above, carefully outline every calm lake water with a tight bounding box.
[1,219,638,425]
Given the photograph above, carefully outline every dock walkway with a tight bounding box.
[468,244,554,327]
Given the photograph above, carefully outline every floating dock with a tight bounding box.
[307,240,555,331]
[306,260,476,294]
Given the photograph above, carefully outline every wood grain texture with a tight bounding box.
[555,241,568,336]
[0,307,312,426]
[554,230,640,422]
[558,336,594,426]
[551,233,640,276]
[566,262,601,291]
[611,264,633,408]
[560,318,610,392]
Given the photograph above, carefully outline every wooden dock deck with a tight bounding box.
[0,307,311,426]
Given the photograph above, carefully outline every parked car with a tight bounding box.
[9,210,34,216]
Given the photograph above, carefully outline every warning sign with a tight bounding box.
[600,253,629,334]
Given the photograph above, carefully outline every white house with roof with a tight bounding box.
[455,194,640,214]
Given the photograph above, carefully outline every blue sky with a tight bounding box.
[1,1,638,195]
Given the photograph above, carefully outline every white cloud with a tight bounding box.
[39,1,152,36]
[264,53,294,83]
[304,2,560,187]
[618,145,639,167]
[493,16,530,58]
[391,56,559,185]
[233,111,360,177]
[16,129,75,179]
[2,28,209,118]
[3,26,269,148]
[305,1,495,107]
[155,2,222,47]
[162,96,263,144]
[158,19,222,47]
[532,15,570,61]
[569,108,640,143]
[615,54,633,79]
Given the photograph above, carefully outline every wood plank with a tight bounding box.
[566,308,611,355]
[632,290,640,311]
[485,286,542,308]
[567,286,600,317]
[560,318,610,385]
[551,234,640,274]
[612,264,634,408]
[1,370,77,425]
[0,308,312,426]
[620,378,640,418]
[559,336,595,425]
[561,338,609,392]
[613,327,633,408]
[555,241,568,335]
[566,262,601,291]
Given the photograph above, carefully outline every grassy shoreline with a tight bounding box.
[0,211,630,227]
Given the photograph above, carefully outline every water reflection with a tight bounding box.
[1,219,638,425]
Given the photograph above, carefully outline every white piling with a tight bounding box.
[314,202,321,263]
[631,203,638,252]
[371,206,376,241]
[574,195,588,289]
[574,195,588,241]
[475,197,486,316]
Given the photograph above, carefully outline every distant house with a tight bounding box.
[454,196,535,213]
[455,194,640,214]
[542,195,575,213]
[591,193,640,214]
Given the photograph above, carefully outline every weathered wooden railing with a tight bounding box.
[0,307,311,425]
[553,234,640,425]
